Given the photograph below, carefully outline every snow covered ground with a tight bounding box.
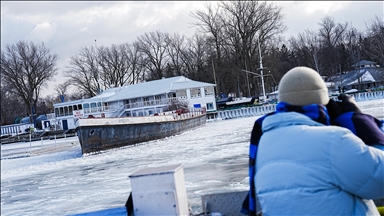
[1,99,383,216]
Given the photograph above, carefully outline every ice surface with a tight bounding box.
[1,99,383,215]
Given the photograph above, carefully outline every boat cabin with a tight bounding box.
[50,76,217,130]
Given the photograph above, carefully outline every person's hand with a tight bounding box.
[337,94,361,114]
[326,98,342,120]
[328,94,384,146]
[326,94,361,122]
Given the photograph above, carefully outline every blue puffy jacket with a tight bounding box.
[255,112,384,215]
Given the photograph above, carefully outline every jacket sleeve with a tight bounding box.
[334,112,384,147]
[330,129,384,199]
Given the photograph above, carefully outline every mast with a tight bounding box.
[257,35,266,102]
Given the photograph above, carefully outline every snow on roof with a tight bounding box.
[346,70,376,85]
[54,76,216,107]
[351,60,376,67]
[325,82,334,88]
[104,76,215,103]
[54,87,121,107]
[170,80,215,91]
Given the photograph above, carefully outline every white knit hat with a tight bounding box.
[278,66,329,106]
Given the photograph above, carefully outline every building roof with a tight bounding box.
[351,60,376,67]
[104,76,215,102]
[327,67,384,88]
[54,76,216,107]
[343,68,384,85]
[53,87,121,107]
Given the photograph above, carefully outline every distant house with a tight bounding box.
[326,60,384,92]
[49,76,217,130]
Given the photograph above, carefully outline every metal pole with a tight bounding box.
[30,99,35,128]
[212,59,218,95]
[29,132,32,155]
[257,35,266,102]
[95,39,104,113]
[245,60,250,97]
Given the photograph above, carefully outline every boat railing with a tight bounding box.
[171,108,205,120]
[83,105,118,114]
[124,98,181,109]
[113,105,126,117]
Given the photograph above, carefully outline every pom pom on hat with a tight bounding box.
[278,67,329,106]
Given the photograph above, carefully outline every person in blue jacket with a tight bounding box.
[242,66,384,215]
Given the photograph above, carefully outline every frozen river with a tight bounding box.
[1,99,383,215]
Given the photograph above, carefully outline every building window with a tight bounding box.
[55,108,59,117]
[168,92,176,98]
[191,88,201,98]
[176,90,187,99]
[204,86,214,96]
[206,103,214,110]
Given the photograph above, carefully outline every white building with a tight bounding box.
[50,76,217,130]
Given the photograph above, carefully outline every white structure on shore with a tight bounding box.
[50,76,217,130]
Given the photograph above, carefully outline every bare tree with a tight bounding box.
[220,0,286,67]
[364,15,384,66]
[166,33,187,77]
[317,16,349,76]
[65,46,100,97]
[190,3,224,93]
[180,34,211,81]
[288,29,321,72]
[1,41,58,121]
[344,27,364,67]
[191,0,286,96]
[54,80,71,102]
[98,44,133,89]
[136,31,171,80]
[121,42,146,85]
[0,79,25,125]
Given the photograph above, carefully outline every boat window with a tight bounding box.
[69,106,73,114]
[90,103,96,108]
[83,104,89,109]
[73,105,78,111]
[97,102,101,107]
[78,104,83,110]
[55,108,59,117]
[64,107,69,116]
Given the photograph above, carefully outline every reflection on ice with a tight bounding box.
[1,99,383,215]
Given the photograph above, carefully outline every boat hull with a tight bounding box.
[76,114,206,154]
